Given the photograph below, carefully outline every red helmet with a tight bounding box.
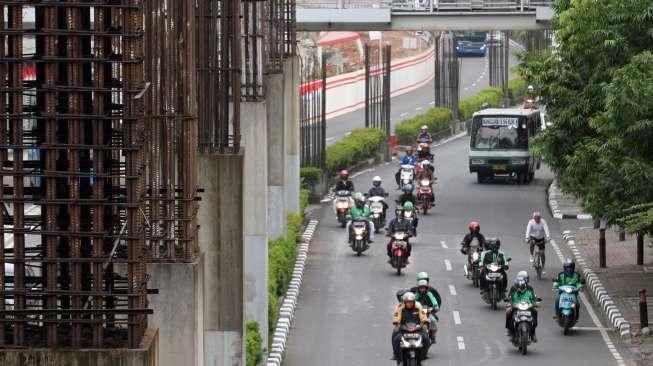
[339,169,349,179]
[468,221,480,231]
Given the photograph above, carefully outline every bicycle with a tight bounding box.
[528,237,547,280]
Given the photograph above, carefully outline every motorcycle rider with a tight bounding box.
[411,272,442,343]
[553,258,585,319]
[460,221,486,254]
[505,273,539,342]
[333,169,354,214]
[395,146,418,189]
[346,192,374,244]
[481,101,490,110]
[416,126,434,161]
[479,238,510,296]
[368,176,389,214]
[392,291,430,364]
[415,161,435,204]
[397,184,417,207]
[402,201,419,233]
[386,207,414,258]
[525,211,550,269]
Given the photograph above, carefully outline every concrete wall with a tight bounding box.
[148,262,202,366]
[198,154,244,366]
[285,57,301,213]
[301,48,435,120]
[266,72,287,241]
[0,329,158,366]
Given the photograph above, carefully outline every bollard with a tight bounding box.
[599,228,606,268]
[619,230,626,242]
[640,289,649,329]
[637,233,644,266]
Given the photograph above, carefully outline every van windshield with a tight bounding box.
[471,116,528,149]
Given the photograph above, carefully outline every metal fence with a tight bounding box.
[434,33,460,119]
[300,53,326,168]
[296,0,552,9]
[364,43,391,137]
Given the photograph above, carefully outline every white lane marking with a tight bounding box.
[416,107,423,111]
[550,239,626,365]
[350,168,374,179]
[440,241,448,248]
[444,259,452,271]
[457,336,465,350]
[449,284,457,296]
[429,101,435,105]
[573,326,610,331]
[453,311,461,325]
[400,112,409,117]
[320,198,332,203]
[463,87,469,91]
[325,137,335,142]
[471,83,477,87]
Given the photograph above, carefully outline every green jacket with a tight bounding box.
[509,287,537,305]
[480,250,510,270]
[554,272,584,289]
[347,206,372,220]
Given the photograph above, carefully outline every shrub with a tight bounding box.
[300,188,309,213]
[508,77,527,102]
[246,321,263,366]
[394,107,453,145]
[325,128,385,173]
[300,166,322,188]
[458,87,503,120]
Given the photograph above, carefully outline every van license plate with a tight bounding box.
[492,164,506,171]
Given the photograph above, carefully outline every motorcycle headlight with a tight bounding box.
[487,263,499,272]
[517,302,530,311]
[354,227,364,234]
[336,201,347,209]
[420,179,430,186]
[404,211,413,218]
[395,233,405,240]
[471,252,479,261]
[564,287,573,293]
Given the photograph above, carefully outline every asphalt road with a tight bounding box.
[325,50,518,144]
[284,136,631,365]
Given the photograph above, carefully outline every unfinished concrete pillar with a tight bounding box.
[241,102,270,346]
[199,153,244,366]
[285,56,301,213]
[266,72,287,240]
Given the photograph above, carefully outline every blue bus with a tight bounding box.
[455,32,488,57]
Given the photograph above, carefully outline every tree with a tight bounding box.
[519,0,653,229]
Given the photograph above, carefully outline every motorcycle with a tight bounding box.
[463,245,482,288]
[366,195,387,232]
[350,218,370,256]
[556,285,580,335]
[389,231,410,275]
[416,142,433,162]
[511,300,539,355]
[422,306,439,344]
[483,262,506,310]
[403,207,417,232]
[399,322,426,366]
[399,164,415,189]
[334,190,352,227]
[416,177,434,214]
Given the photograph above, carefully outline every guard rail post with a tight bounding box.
[599,227,606,268]
[639,289,649,329]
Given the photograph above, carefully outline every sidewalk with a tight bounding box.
[547,180,592,219]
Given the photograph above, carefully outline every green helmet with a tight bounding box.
[403,201,414,210]
[353,192,364,202]
[416,272,429,282]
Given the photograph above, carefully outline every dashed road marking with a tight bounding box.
[444,259,452,271]
[550,239,626,365]
[416,106,423,111]
[325,137,335,142]
[440,241,448,249]
[350,168,374,179]
[457,336,465,350]
[400,112,409,117]
[464,87,469,91]
[449,284,457,296]
[429,101,435,105]
[471,83,477,87]
[453,311,461,325]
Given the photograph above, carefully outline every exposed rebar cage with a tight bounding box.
[267,0,296,73]
[489,30,509,102]
[241,0,265,101]
[434,33,459,119]
[523,30,552,54]
[143,0,199,261]
[299,52,325,168]
[0,1,150,348]
[364,43,391,137]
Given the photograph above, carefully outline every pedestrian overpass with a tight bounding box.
[296,0,554,31]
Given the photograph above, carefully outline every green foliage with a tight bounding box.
[300,188,309,213]
[520,0,653,228]
[394,107,453,145]
[458,87,504,121]
[508,77,528,102]
[246,321,263,366]
[268,212,304,339]
[300,166,322,188]
[622,203,653,235]
[325,128,386,172]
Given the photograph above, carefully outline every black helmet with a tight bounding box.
[486,238,500,251]
[394,207,404,217]
[563,258,575,275]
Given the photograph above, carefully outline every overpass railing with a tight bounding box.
[296,0,552,10]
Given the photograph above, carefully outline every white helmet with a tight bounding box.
[372,176,382,183]
[517,270,529,284]
[527,85,534,93]
[402,291,416,303]
[421,125,428,131]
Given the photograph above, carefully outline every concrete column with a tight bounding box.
[149,261,203,366]
[284,56,301,213]
[241,102,269,346]
[198,153,244,366]
[266,72,287,240]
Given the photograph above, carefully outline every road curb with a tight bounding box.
[546,180,593,220]
[266,219,319,366]
[560,230,631,340]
